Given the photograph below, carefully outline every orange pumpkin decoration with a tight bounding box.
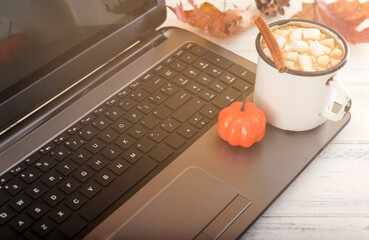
[218,90,267,148]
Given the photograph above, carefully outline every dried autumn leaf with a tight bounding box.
[292,0,369,44]
[166,0,254,37]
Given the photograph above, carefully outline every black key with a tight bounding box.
[193,58,210,70]
[206,65,223,77]
[172,74,190,87]
[191,45,206,56]
[49,206,72,224]
[149,144,174,163]
[169,60,186,72]
[58,178,79,195]
[87,155,109,172]
[105,106,124,121]
[153,64,164,73]
[136,137,156,153]
[105,96,119,107]
[34,156,57,172]
[42,189,65,207]
[228,64,254,82]
[39,142,55,155]
[56,160,78,176]
[49,145,72,161]
[79,182,102,199]
[142,76,165,93]
[163,56,175,65]
[101,145,122,160]
[64,136,86,151]
[160,82,179,96]
[80,113,95,125]
[173,48,185,58]
[93,105,108,116]
[59,215,87,238]
[129,89,148,102]
[219,72,237,85]
[3,178,26,196]
[9,194,32,212]
[10,214,33,232]
[115,135,135,150]
[78,126,98,141]
[129,80,143,90]
[182,66,199,79]
[84,138,106,154]
[172,98,205,123]
[128,124,148,140]
[201,105,219,119]
[0,191,10,205]
[66,123,82,135]
[195,119,209,129]
[196,72,213,86]
[165,90,191,110]
[19,167,42,184]
[41,170,63,187]
[189,114,203,126]
[141,115,160,129]
[108,159,129,176]
[111,117,131,134]
[122,148,143,164]
[24,153,41,165]
[26,201,49,219]
[183,42,195,50]
[65,193,87,211]
[160,118,179,133]
[159,68,176,80]
[137,100,155,114]
[185,81,202,94]
[232,79,252,92]
[92,116,112,131]
[118,96,137,111]
[180,52,197,64]
[9,162,27,176]
[153,106,171,120]
[32,218,56,237]
[124,109,144,124]
[79,157,157,222]
[94,170,116,187]
[202,51,233,69]
[0,172,12,185]
[26,182,48,199]
[98,128,119,143]
[73,166,94,183]
[148,91,167,105]
[0,207,15,224]
[198,88,217,102]
[117,89,130,98]
[165,134,186,150]
[209,80,227,93]
[148,128,168,143]
[211,87,241,109]
[70,148,92,165]
[177,125,198,139]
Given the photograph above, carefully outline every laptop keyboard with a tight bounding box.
[0,42,254,239]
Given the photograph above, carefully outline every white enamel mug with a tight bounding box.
[254,19,352,131]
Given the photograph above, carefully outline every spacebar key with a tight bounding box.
[79,157,157,222]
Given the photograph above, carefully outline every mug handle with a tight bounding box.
[321,75,352,121]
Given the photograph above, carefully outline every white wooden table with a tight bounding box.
[162,0,369,239]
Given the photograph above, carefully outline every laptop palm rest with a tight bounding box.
[109,167,250,240]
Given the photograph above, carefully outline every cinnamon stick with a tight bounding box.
[255,16,288,73]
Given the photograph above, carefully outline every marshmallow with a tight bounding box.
[331,58,341,67]
[290,28,302,40]
[303,28,321,40]
[322,45,332,55]
[301,66,316,72]
[283,44,292,52]
[291,40,309,52]
[309,40,324,57]
[274,35,286,48]
[263,47,271,57]
[321,38,335,48]
[274,29,290,38]
[331,48,343,58]
[298,55,312,67]
[317,55,329,66]
[286,61,295,69]
[285,52,298,62]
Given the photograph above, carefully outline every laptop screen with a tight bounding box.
[0,0,165,137]
[0,0,156,103]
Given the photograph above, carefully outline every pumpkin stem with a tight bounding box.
[240,87,247,112]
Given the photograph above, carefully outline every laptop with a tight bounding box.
[0,0,350,239]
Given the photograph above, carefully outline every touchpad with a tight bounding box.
[109,167,247,240]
